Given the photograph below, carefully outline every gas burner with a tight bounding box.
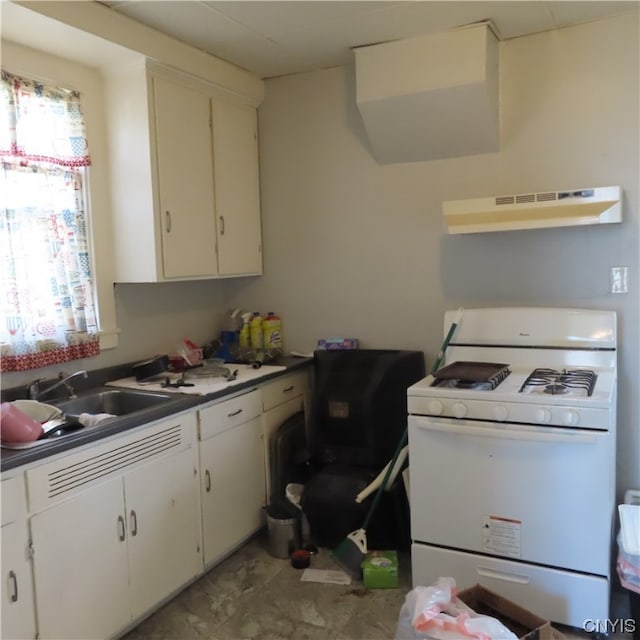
[545,383,569,395]
[519,368,597,396]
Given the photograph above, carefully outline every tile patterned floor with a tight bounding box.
[121,530,635,640]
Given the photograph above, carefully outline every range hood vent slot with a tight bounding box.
[444,186,622,234]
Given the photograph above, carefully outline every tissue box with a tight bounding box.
[361,550,398,588]
[317,338,359,350]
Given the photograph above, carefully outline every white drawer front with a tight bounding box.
[199,389,261,440]
[261,372,307,412]
[26,414,197,513]
[411,543,610,628]
[1,476,26,525]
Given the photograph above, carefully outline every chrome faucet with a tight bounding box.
[28,370,88,401]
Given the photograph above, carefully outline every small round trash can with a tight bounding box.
[266,504,300,559]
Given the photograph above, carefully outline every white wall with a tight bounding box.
[223,14,640,498]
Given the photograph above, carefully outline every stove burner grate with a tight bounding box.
[519,368,597,396]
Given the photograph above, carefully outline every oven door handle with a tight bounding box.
[411,418,598,445]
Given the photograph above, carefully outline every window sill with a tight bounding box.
[99,328,120,351]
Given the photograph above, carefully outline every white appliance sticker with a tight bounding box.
[482,515,522,558]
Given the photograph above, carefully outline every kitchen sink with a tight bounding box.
[54,387,175,419]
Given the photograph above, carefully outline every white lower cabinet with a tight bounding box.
[0,367,311,640]
[199,390,265,566]
[27,414,202,640]
[1,476,36,640]
[261,371,309,501]
[30,476,131,639]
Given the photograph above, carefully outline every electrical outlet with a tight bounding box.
[610,266,628,294]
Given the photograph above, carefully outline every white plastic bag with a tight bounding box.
[395,578,518,640]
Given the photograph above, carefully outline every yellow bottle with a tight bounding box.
[249,312,264,350]
[263,312,282,352]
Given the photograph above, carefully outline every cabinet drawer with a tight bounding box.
[261,372,307,412]
[1,476,26,525]
[199,389,261,440]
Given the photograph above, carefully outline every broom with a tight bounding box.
[331,308,463,579]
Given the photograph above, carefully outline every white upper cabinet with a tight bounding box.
[152,75,218,279]
[212,99,262,276]
[105,61,262,282]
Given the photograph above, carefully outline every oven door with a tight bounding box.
[408,416,615,576]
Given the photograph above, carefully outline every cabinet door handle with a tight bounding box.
[227,408,243,417]
[8,570,18,602]
[219,215,225,236]
[165,210,172,233]
[282,385,295,393]
[117,515,126,542]
[130,510,138,537]
[205,469,211,493]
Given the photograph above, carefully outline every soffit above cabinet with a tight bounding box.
[354,24,499,164]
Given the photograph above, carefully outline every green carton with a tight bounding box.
[361,551,398,588]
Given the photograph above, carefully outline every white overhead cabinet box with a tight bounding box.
[355,24,499,164]
[105,62,263,282]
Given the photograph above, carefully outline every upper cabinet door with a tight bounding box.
[152,75,218,279]
[211,99,263,276]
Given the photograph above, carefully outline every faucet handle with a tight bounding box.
[28,378,44,400]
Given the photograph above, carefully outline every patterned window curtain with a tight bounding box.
[0,69,100,372]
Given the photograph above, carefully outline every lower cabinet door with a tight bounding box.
[30,477,131,640]
[1,520,36,640]
[126,445,202,619]
[200,416,265,565]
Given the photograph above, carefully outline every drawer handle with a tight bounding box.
[282,385,295,393]
[219,215,225,235]
[205,469,212,493]
[227,408,243,417]
[8,570,18,602]
[477,567,530,584]
[130,510,138,537]
[165,210,172,233]
[117,515,126,542]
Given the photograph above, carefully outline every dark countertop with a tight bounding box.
[1,356,311,474]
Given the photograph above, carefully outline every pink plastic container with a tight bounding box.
[1,402,44,443]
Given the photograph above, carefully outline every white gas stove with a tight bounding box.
[408,307,617,629]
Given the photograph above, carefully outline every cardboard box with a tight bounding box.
[457,585,553,640]
[361,550,398,588]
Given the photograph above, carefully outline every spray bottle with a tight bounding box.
[239,312,252,349]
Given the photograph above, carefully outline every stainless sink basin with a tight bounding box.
[54,387,175,419]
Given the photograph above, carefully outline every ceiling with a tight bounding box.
[96,1,639,79]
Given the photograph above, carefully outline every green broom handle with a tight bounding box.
[431,307,463,374]
[361,307,463,531]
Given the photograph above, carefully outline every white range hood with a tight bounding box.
[443,185,622,234]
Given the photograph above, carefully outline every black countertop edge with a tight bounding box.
[1,356,311,473]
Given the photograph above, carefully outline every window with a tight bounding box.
[0,69,100,372]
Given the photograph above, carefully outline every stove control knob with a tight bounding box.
[452,402,467,419]
[494,405,508,421]
[564,410,580,426]
[537,409,552,423]
[427,400,444,415]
